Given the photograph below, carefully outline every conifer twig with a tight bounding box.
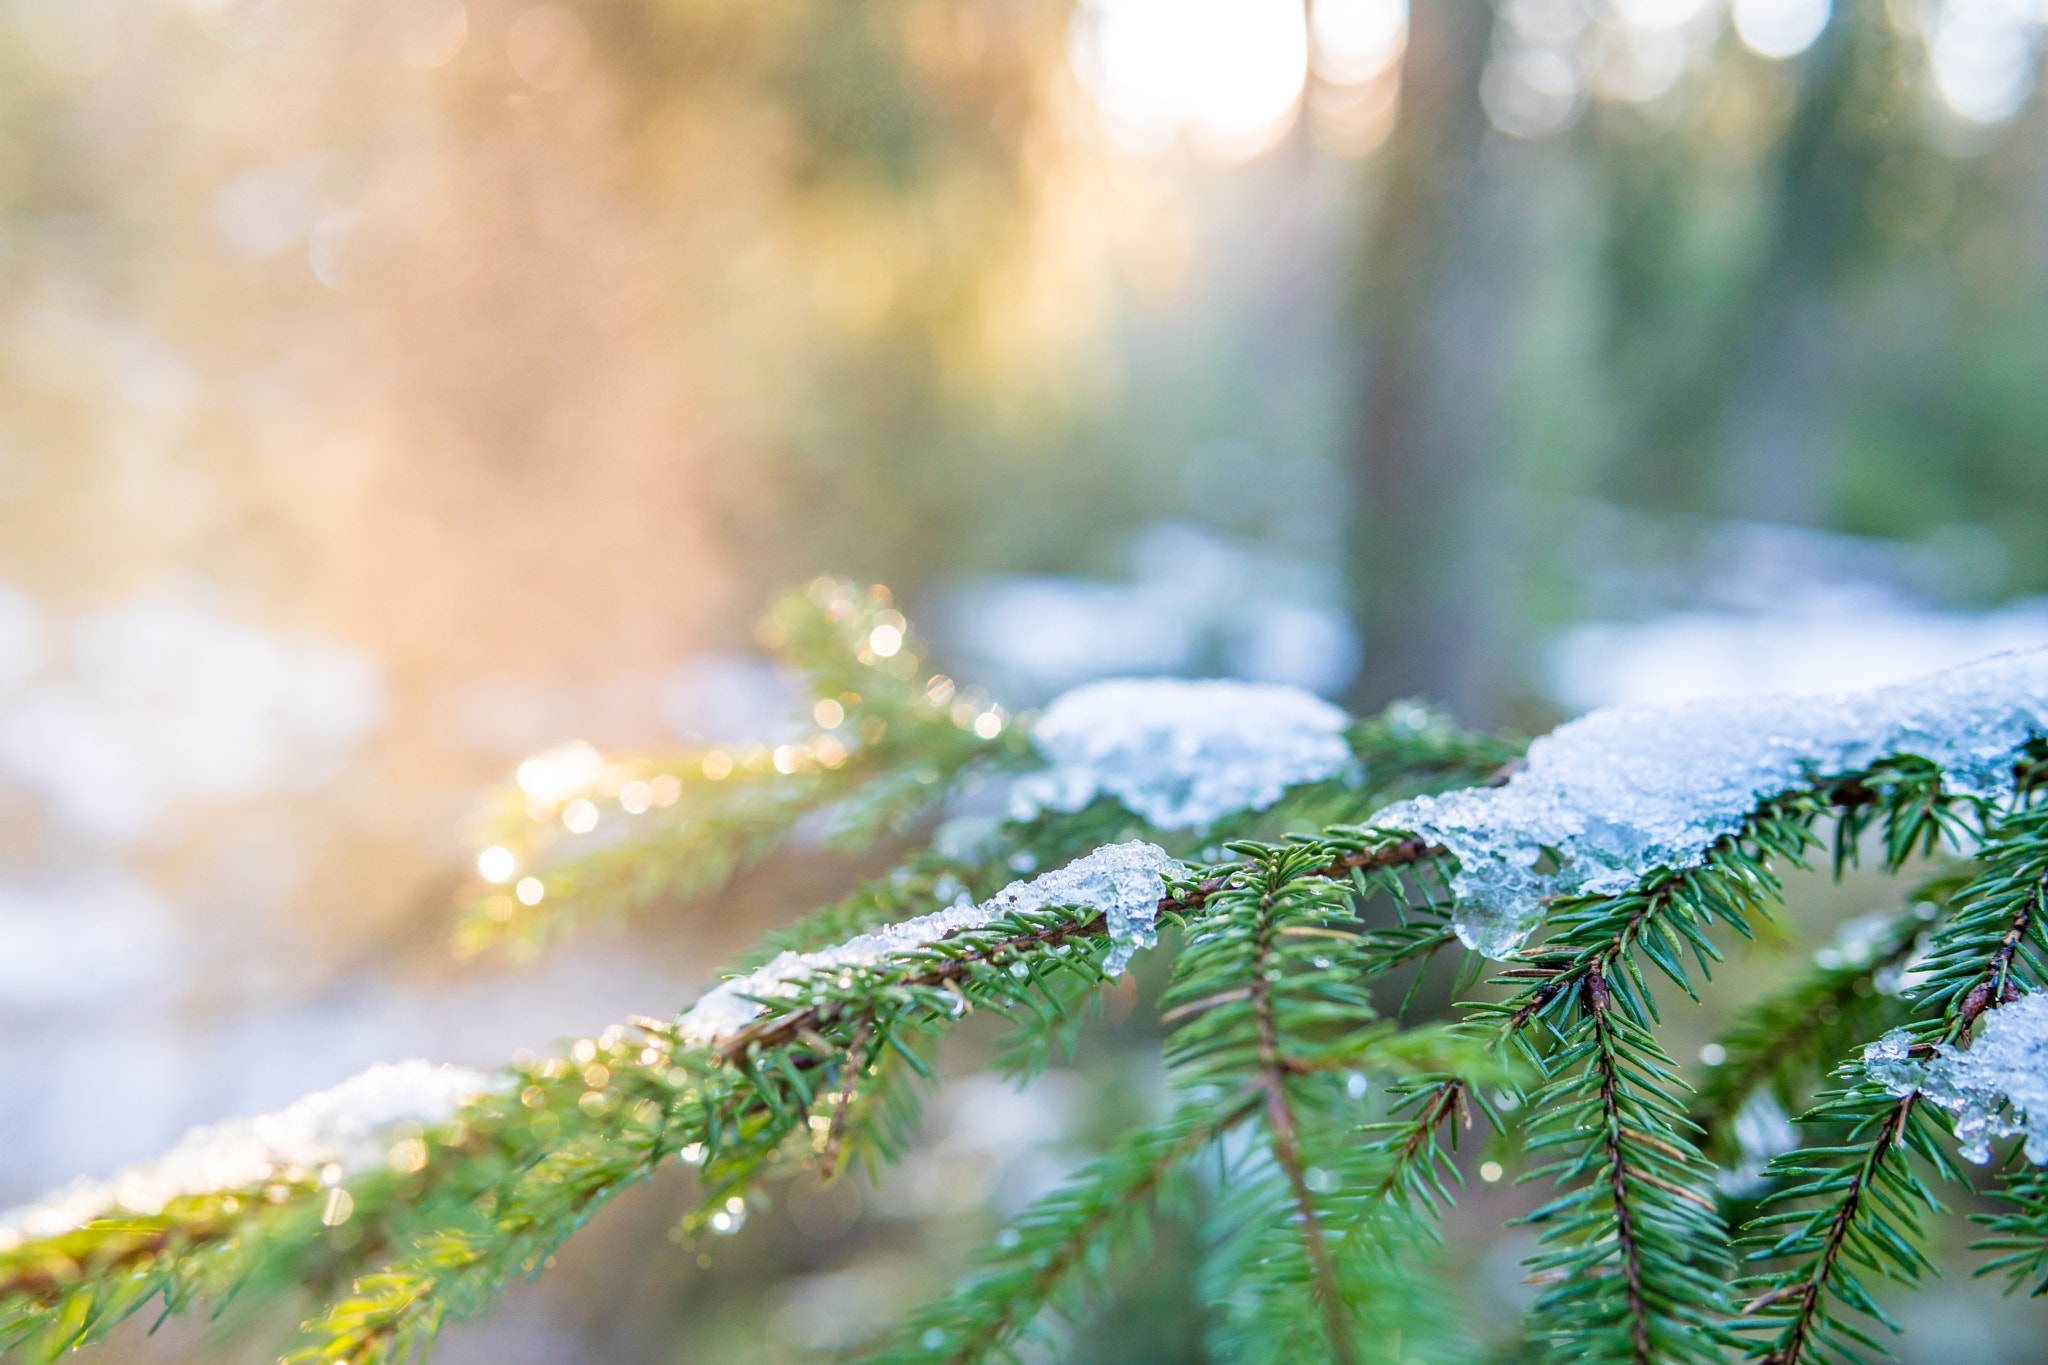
[1248,881,1360,1365]
[1741,805,2046,1363]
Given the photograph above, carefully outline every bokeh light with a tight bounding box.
[1070,0,1309,157]
[476,846,516,883]
[1924,0,2044,123]
[1732,0,1832,59]
[1309,0,1407,84]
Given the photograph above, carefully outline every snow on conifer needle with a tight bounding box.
[0,1060,489,1246]
[1373,647,2048,958]
[1866,992,2048,1165]
[675,842,1180,1046]
[1009,678,1354,830]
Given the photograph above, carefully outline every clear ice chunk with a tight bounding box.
[675,841,1179,1045]
[1371,648,2048,957]
[0,1060,490,1243]
[1009,678,1355,830]
[1866,992,2048,1165]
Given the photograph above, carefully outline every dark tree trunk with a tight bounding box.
[1345,0,1506,722]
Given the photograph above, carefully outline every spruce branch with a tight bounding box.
[1738,802,2048,1363]
[873,1093,1262,1365]
[1473,806,1819,1365]
[1363,1077,1470,1211]
[1693,903,1931,1160]
[1972,1164,2048,1296]
[1250,896,1359,1365]
[1158,840,1435,1365]
[1736,1086,1946,1365]
[5,616,2043,1365]
[455,581,1018,956]
[1516,976,1735,1365]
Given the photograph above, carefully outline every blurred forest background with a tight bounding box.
[4,0,2048,1359]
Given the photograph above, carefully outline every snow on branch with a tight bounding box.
[1008,678,1354,830]
[1374,647,2048,956]
[1867,992,2048,1165]
[0,1061,489,1247]
[675,841,1181,1046]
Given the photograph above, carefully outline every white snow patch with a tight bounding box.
[1009,678,1354,830]
[0,1060,489,1243]
[1373,648,2048,957]
[934,522,1360,703]
[675,842,1180,1046]
[1866,992,2048,1164]
[1546,591,2048,711]
[0,592,385,842]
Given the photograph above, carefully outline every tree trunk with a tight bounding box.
[1345,0,1507,722]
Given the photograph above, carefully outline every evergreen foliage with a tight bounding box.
[2,580,2046,1364]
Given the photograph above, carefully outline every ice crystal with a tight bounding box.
[0,1060,489,1243]
[1866,992,2048,1165]
[1372,648,2048,957]
[1009,678,1354,830]
[675,842,1179,1045]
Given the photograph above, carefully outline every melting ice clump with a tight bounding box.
[0,1061,488,1244]
[677,842,1179,1045]
[1373,648,2048,958]
[1866,992,2048,1164]
[1010,678,1354,830]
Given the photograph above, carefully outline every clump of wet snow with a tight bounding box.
[1866,992,2048,1164]
[1372,648,2048,957]
[1009,678,1354,830]
[0,1060,488,1245]
[676,842,1179,1046]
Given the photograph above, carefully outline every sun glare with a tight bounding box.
[1070,0,1310,159]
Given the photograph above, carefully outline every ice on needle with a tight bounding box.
[0,1060,489,1245]
[1866,991,2048,1164]
[1372,648,2048,957]
[1009,678,1355,830]
[676,841,1179,1046]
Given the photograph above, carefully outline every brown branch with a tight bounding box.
[1507,881,1675,1033]
[715,912,1109,1062]
[1956,865,2044,1035]
[723,836,1451,1064]
[817,1012,873,1181]
[1160,837,1447,917]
